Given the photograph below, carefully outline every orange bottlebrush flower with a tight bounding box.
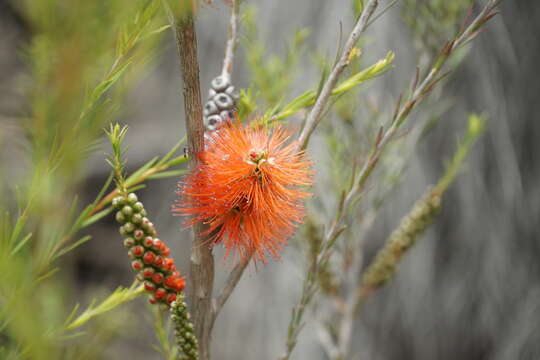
[174,120,313,262]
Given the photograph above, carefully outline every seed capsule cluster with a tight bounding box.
[171,294,199,360]
[112,193,185,306]
[203,75,239,132]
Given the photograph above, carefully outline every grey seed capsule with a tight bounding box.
[211,76,229,91]
[220,110,233,121]
[204,100,219,115]
[225,86,240,100]
[214,93,234,110]
[206,115,222,130]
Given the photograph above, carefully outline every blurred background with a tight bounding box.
[0,0,538,359]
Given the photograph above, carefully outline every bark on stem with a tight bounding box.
[167,3,215,359]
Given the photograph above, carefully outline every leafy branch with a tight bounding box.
[39,134,187,273]
[65,282,144,331]
[263,51,394,125]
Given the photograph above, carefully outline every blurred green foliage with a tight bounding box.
[242,6,310,109]
[0,1,177,358]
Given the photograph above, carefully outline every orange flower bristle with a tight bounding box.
[174,120,313,262]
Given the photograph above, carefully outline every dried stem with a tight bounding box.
[220,0,240,82]
[163,2,215,359]
[296,0,379,149]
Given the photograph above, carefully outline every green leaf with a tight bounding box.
[10,233,33,256]
[53,235,92,260]
[91,60,133,104]
[166,155,188,168]
[125,156,159,186]
[272,52,395,122]
[66,283,144,330]
[81,207,113,228]
[147,169,187,180]
[92,172,114,207]
[157,137,186,167]
[9,210,29,247]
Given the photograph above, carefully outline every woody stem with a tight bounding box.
[164,1,215,359]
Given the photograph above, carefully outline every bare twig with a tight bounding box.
[296,0,379,149]
[316,321,340,359]
[212,253,253,322]
[220,0,240,82]
[163,1,215,359]
[279,252,320,360]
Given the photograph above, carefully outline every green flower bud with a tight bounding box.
[131,213,143,224]
[127,193,138,204]
[115,211,126,223]
[122,205,133,216]
[112,196,124,209]
[123,222,135,233]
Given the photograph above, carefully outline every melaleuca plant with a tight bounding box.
[0,0,499,359]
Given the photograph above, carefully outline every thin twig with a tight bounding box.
[220,0,240,82]
[212,253,253,321]
[297,0,379,149]
[366,0,400,28]
[163,1,215,360]
[316,321,340,359]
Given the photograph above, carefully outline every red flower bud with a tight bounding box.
[143,236,154,247]
[161,247,171,257]
[131,260,143,271]
[134,229,144,240]
[152,272,164,284]
[163,258,175,271]
[132,245,144,257]
[124,237,135,248]
[166,292,177,304]
[154,256,164,267]
[144,281,156,292]
[152,238,163,251]
[142,267,155,278]
[165,275,186,292]
[155,288,167,300]
[143,251,155,264]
